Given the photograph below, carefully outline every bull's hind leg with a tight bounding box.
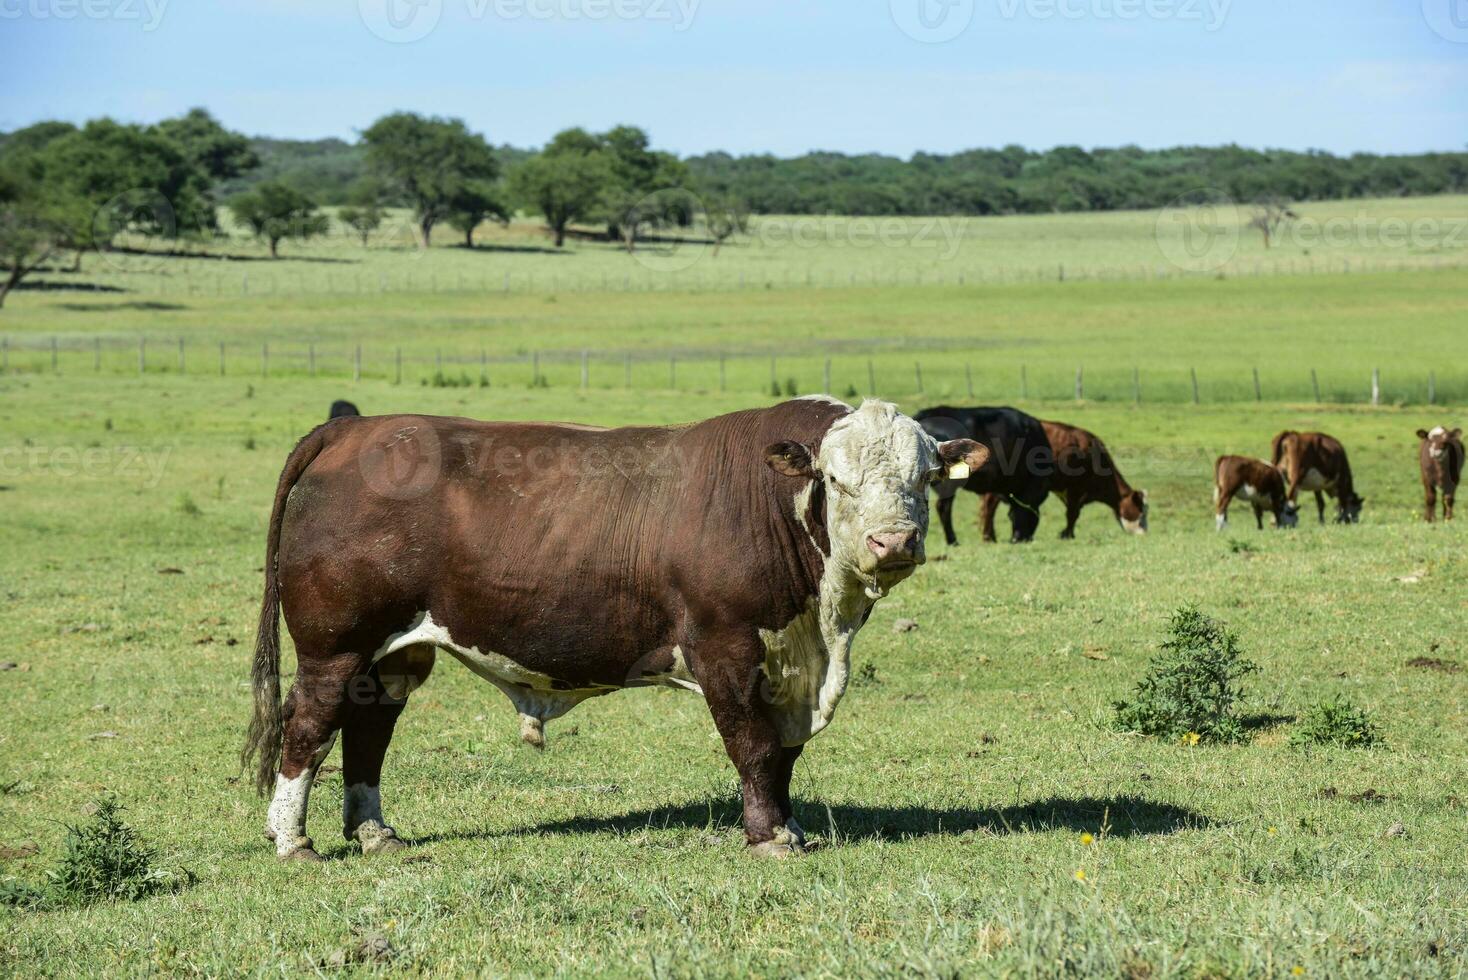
[340,649,432,855]
[1315,491,1327,525]
[266,654,360,861]
[1445,488,1456,521]
[979,493,1000,543]
[1424,485,1437,523]
[935,490,959,546]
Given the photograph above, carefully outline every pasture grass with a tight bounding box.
[1,373,1465,976]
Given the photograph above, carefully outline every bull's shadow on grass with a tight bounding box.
[412,793,1208,847]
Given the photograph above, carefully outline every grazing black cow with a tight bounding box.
[241,398,986,860]
[914,406,1052,544]
[329,400,361,420]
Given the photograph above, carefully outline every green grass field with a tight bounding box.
[2,200,1466,976]
[1,371,1465,977]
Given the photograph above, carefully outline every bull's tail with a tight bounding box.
[241,425,332,796]
[1270,431,1296,469]
[1212,456,1224,503]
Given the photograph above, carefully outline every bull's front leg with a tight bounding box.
[691,630,805,858]
[1424,484,1437,523]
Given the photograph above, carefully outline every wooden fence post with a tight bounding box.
[309,343,316,377]
[139,337,146,375]
[965,363,974,398]
[669,355,677,390]
[1133,366,1141,405]
[867,360,876,396]
[770,356,777,393]
[355,345,362,383]
[719,354,726,393]
[96,337,102,373]
[914,362,923,394]
[177,338,184,374]
[261,343,269,378]
[480,348,487,386]
[1190,367,1200,405]
[52,336,59,373]
[1253,367,1262,402]
[1020,365,1027,400]
[1371,368,1380,406]
[395,347,402,385]
[1074,366,1083,401]
[824,359,831,394]
[624,352,631,389]
[532,351,540,386]
[219,342,226,377]
[1428,371,1436,405]
[2,336,8,373]
[1311,369,1320,403]
[581,350,589,391]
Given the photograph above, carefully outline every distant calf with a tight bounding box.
[1416,426,1463,522]
[915,406,1052,544]
[329,400,361,420]
[1036,419,1147,538]
[1271,430,1363,524]
[1214,455,1298,530]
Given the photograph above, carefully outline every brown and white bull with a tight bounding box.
[1040,419,1148,538]
[1270,430,1364,524]
[1416,426,1463,522]
[241,398,986,860]
[1214,455,1299,530]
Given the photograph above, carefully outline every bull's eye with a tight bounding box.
[826,475,855,498]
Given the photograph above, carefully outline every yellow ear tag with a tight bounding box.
[946,462,970,481]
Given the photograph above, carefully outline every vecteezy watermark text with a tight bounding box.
[0,0,168,30]
[0,445,172,487]
[891,0,1229,42]
[359,0,698,43]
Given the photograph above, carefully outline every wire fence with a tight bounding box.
[1,334,1462,407]
[24,251,1468,299]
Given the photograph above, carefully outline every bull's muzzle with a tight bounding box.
[866,529,922,569]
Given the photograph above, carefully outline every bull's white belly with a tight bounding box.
[372,611,615,736]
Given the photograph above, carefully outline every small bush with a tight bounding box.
[3,798,192,910]
[1113,604,1258,743]
[843,384,859,398]
[175,493,201,517]
[1290,695,1383,749]
[783,378,799,397]
[424,370,475,389]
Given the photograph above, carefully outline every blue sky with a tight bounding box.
[1,0,1463,156]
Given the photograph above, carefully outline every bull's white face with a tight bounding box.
[815,401,945,596]
[1427,427,1449,461]
[767,400,987,600]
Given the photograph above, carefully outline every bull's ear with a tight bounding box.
[1416,429,1430,440]
[1452,428,1463,439]
[937,439,989,480]
[765,441,818,479]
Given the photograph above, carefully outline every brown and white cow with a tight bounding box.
[1271,430,1363,524]
[1214,455,1299,530]
[1038,419,1147,538]
[241,398,986,860]
[1416,425,1463,522]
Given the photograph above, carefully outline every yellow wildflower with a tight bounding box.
[1073,868,1087,883]
[1080,833,1095,846]
[1181,732,1201,746]
[1291,967,1305,976]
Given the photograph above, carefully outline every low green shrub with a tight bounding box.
[1113,604,1258,743]
[1290,695,1384,749]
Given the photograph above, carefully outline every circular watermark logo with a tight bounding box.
[92,189,176,274]
[1154,192,1240,273]
[627,187,711,274]
[890,0,974,42]
[358,0,442,43]
[1422,0,1468,42]
[358,420,443,500]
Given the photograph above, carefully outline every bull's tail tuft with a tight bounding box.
[241,426,329,796]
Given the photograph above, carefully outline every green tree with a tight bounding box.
[336,178,386,246]
[703,195,748,256]
[151,108,257,184]
[0,165,66,309]
[361,113,498,247]
[509,134,612,247]
[30,119,212,268]
[596,126,690,252]
[228,181,328,258]
[446,180,510,248]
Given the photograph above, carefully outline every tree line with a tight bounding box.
[2,107,1465,307]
